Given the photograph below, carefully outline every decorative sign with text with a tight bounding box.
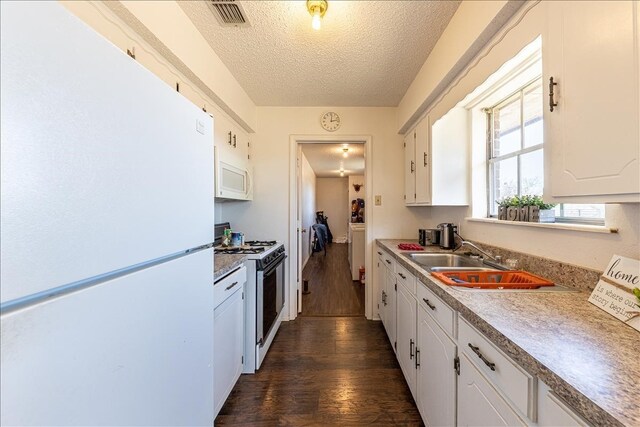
[588,255,640,332]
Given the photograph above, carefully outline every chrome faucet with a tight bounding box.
[454,239,501,263]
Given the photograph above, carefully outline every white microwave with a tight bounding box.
[215,156,253,201]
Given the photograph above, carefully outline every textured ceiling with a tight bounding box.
[302,143,365,177]
[179,1,460,106]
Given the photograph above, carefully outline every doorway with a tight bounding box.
[288,135,372,320]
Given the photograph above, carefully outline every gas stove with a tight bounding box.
[214,223,287,373]
[215,246,266,255]
[244,240,277,247]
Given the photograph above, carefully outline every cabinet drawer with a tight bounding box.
[458,316,534,419]
[417,281,455,338]
[395,263,416,295]
[376,246,385,263]
[214,266,246,308]
[381,251,395,271]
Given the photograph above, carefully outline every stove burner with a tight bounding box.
[215,247,266,255]
[244,240,277,247]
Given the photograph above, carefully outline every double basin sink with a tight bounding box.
[404,253,504,272]
[402,252,575,292]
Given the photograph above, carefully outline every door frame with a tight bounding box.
[288,134,373,320]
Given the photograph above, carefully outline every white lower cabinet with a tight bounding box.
[457,352,527,427]
[376,249,385,323]
[384,268,397,352]
[416,304,457,427]
[397,282,417,398]
[379,254,590,427]
[537,381,588,427]
[213,266,246,417]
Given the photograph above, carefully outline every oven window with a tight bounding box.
[262,266,278,341]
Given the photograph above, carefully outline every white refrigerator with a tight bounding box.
[1,2,215,425]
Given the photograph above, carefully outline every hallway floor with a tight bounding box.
[301,243,365,316]
[215,317,423,426]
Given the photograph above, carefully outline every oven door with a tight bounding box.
[256,253,286,346]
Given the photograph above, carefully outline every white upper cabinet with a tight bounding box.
[414,117,431,204]
[543,1,640,202]
[213,112,253,200]
[214,112,250,170]
[405,112,469,206]
[404,131,416,204]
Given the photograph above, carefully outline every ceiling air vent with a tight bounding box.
[207,0,250,27]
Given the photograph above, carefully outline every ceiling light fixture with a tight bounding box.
[307,0,327,31]
[342,147,349,158]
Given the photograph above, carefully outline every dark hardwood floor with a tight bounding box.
[216,317,423,426]
[301,243,365,317]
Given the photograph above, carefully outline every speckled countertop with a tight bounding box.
[214,253,246,282]
[378,239,639,427]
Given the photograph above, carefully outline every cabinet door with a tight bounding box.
[415,117,431,204]
[214,112,234,165]
[537,381,588,427]
[457,353,526,427]
[377,256,385,323]
[404,131,416,204]
[213,286,244,417]
[416,307,456,427]
[396,283,417,398]
[234,126,250,167]
[384,269,397,352]
[544,1,639,200]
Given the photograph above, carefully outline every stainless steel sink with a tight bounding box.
[430,266,497,272]
[403,253,491,270]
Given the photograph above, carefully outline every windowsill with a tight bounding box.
[466,217,617,234]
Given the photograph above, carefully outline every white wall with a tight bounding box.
[316,178,348,243]
[300,153,316,268]
[398,1,518,132]
[220,107,420,320]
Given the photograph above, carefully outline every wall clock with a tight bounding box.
[320,111,341,132]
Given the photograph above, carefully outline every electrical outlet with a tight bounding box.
[375,195,382,206]
[457,222,461,235]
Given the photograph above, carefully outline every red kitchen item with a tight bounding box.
[398,243,424,251]
[431,270,554,289]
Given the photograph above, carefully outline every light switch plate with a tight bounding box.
[375,195,382,206]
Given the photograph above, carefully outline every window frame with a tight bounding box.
[486,78,544,217]
[484,78,604,226]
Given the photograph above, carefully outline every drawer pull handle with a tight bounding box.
[468,343,496,371]
[377,251,383,255]
[549,76,558,112]
[415,347,420,368]
[225,281,239,291]
[398,273,406,279]
[422,298,436,310]
[385,260,392,265]
[410,339,414,359]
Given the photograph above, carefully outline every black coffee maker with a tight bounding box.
[437,223,457,249]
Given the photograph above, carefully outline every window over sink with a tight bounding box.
[466,37,605,226]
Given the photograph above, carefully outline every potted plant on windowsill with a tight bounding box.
[496,195,556,223]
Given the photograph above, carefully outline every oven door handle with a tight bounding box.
[262,253,287,276]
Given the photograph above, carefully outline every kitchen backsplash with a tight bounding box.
[468,241,602,292]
